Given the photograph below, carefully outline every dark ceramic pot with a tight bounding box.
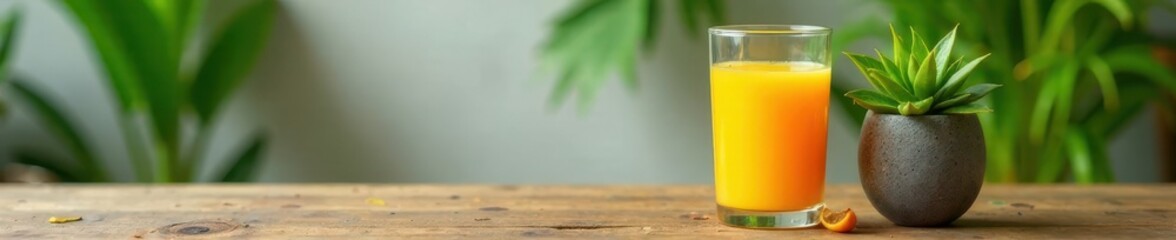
[858,111,986,227]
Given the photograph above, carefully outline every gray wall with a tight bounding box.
[0,0,1163,183]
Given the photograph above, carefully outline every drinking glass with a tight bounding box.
[709,25,832,229]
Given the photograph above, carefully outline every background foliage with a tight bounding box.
[542,0,1176,183]
[5,0,276,182]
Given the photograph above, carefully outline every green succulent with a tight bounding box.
[844,25,999,115]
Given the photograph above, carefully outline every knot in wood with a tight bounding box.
[180,226,210,234]
[160,220,239,236]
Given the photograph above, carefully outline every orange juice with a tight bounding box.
[711,61,830,211]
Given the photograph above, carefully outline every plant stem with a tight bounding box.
[118,112,152,182]
[152,139,173,182]
[1021,0,1040,52]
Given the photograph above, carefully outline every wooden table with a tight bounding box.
[1,184,1173,239]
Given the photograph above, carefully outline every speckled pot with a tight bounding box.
[859,111,986,227]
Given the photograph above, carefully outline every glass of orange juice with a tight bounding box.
[709,25,831,229]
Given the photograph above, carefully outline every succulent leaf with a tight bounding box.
[898,102,916,115]
[913,48,938,98]
[909,28,929,63]
[933,93,972,111]
[889,24,907,73]
[937,53,991,99]
[907,48,919,84]
[942,103,993,114]
[845,53,883,80]
[867,69,917,101]
[958,83,1002,103]
[940,57,964,90]
[876,49,912,93]
[897,97,934,115]
[931,26,957,80]
[858,100,899,114]
[845,90,899,114]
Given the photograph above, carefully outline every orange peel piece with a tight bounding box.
[819,207,857,233]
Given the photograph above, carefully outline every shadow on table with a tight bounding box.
[949,218,1061,228]
[851,218,1061,233]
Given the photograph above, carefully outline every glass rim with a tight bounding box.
[708,25,830,37]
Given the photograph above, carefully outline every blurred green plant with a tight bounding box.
[540,0,725,111]
[7,0,275,182]
[839,0,1176,183]
[0,8,18,121]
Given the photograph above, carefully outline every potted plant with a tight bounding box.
[843,26,997,227]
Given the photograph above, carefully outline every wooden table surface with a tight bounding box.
[1,184,1173,239]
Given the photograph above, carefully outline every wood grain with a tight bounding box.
[1,184,1174,239]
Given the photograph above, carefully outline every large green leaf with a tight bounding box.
[105,0,181,151]
[146,0,204,53]
[189,0,276,124]
[0,7,21,81]
[56,0,146,112]
[9,79,107,181]
[218,135,268,182]
[53,5,146,182]
[542,0,650,110]
[60,0,183,182]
